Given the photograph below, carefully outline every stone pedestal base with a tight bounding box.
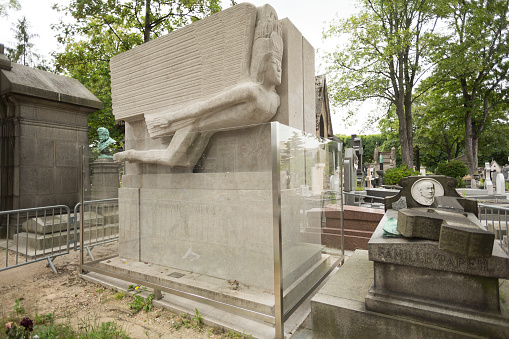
[118,172,324,294]
[91,158,120,199]
[311,250,509,339]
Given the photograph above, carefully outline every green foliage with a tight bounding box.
[192,308,203,328]
[324,0,443,167]
[128,293,155,314]
[435,160,468,183]
[0,0,20,17]
[114,292,127,300]
[383,165,421,186]
[171,309,203,330]
[53,0,222,145]
[13,299,24,316]
[1,300,129,339]
[5,17,50,70]
[171,313,192,330]
[424,0,509,174]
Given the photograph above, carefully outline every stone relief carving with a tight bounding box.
[113,4,283,167]
[410,178,444,206]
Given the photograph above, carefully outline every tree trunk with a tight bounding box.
[464,113,476,175]
[144,0,151,43]
[472,137,479,172]
[414,146,420,172]
[399,91,414,168]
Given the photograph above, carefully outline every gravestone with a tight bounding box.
[496,172,505,195]
[107,3,332,316]
[366,177,507,336]
[485,162,494,195]
[0,44,101,211]
[350,134,363,184]
[344,148,356,205]
[312,175,509,337]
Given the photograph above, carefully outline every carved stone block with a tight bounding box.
[439,223,495,258]
[396,209,443,240]
[431,195,464,213]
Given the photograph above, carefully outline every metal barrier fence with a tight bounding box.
[478,203,509,254]
[343,191,385,209]
[0,205,71,274]
[72,198,119,260]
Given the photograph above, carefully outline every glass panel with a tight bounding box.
[277,123,343,320]
[79,122,343,337]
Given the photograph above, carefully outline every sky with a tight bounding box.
[0,0,379,136]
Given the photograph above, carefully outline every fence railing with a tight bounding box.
[343,191,385,209]
[0,199,119,273]
[0,205,71,274]
[72,198,119,260]
[478,203,509,254]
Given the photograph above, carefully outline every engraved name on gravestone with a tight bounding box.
[112,4,283,168]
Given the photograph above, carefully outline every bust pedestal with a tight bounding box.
[91,158,121,200]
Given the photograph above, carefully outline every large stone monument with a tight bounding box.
[0,44,101,211]
[312,175,509,337]
[105,3,330,317]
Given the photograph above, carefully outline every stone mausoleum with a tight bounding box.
[0,45,102,212]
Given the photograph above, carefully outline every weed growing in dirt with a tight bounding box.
[1,299,130,339]
[225,329,254,338]
[127,285,154,314]
[170,309,203,331]
[114,292,127,300]
[192,308,203,328]
[170,313,191,330]
[206,327,253,338]
[12,299,25,316]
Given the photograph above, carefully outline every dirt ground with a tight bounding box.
[0,245,238,338]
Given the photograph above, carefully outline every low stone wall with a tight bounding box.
[305,205,384,251]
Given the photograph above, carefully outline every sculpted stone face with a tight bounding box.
[420,181,435,200]
[264,57,282,86]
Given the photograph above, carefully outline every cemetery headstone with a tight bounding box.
[496,172,505,195]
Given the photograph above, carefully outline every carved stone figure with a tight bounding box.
[97,127,116,159]
[113,4,283,167]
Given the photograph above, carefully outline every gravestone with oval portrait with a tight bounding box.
[386,175,463,210]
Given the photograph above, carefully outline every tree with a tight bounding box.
[432,0,509,174]
[0,0,19,17]
[324,0,445,168]
[53,0,222,144]
[6,17,41,67]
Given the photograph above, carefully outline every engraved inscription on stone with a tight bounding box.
[374,247,492,273]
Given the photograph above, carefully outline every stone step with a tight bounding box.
[12,224,119,253]
[22,211,106,235]
[94,251,334,317]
